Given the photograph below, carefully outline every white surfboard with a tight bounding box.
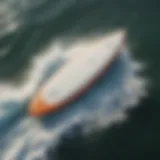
[43,30,125,104]
[29,29,126,116]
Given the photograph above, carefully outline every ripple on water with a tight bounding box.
[0,49,147,160]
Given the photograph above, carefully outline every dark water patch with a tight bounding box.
[47,94,160,160]
[1,0,160,82]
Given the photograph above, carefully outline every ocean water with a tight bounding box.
[0,0,158,159]
[0,49,147,160]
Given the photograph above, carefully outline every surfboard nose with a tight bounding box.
[28,92,60,117]
[28,93,49,117]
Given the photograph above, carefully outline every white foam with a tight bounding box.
[0,0,21,37]
[0,32,148,160]
[0,40,64,102]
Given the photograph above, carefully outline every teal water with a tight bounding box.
[0,0,159,159]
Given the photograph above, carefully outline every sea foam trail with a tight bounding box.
[0,0,22,38]
[0,0,78,59]
[0,35,147,160]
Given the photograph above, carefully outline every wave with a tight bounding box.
[0,34,148,160]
